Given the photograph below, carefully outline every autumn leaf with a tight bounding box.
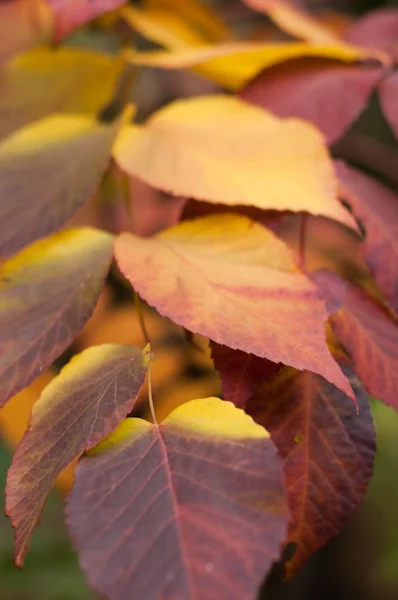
[126,41,367,91]
[122,0,232,50]
[324,281,398,411]
[47,0,127,39]
[0,47,124,142]
[246,365,375,577]
[0,0,53,65]
[344,7,398,60]
[0,228,114,407]
[335,161,398,313]
[115,213,353,398]
[114,95,355,228]
[0,371,78,493]
[379,71,398,139]
[143,0,232,43]
[243,0,342,44]
[66,398,287,600]
[0,111,128,256]
[211,343,280,408]
[6,343,150,566]
[241,58,384,145]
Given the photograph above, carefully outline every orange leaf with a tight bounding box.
[115,213,353,398]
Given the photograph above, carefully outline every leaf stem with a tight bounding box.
[147,358,158,426]
[134,292,150,346]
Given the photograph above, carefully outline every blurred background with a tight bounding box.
[1,0,398,598]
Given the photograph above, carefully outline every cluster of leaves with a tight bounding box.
[0,0,397,598]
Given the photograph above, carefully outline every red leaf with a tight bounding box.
[47,0,126,39]
[6,343,150,566]
[328,282,398,411]
[211,342,280,408]
[240,58,383,145]
[246,366,375,577]
[379,71,398,139]
[335,161,398,313]
[0,228,113,407]
[67,398,287,600]
[344,8,398,61]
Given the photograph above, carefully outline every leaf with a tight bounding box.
[114,95,355,228]
[122,6,209,49]
[126,41,368,91]
[246,365,375,577]
[47,0,127,39]
[344,7,398,60]
[0,0,53,65]
[243,0,342,44]
[0,112,127,256]
[379,71,398,139]
[115,213,353,398]
[6,343,150,565]
[241,58,384,145]
[0,47,124,142]
[0,228,114,407]
[66,397,287,600]
[211,343,280,408]
[326,281,398,411]
[143,0,232,43]
[0,370,77,492]
[335,161,398,313]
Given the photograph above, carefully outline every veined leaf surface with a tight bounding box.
[6,343,150,565]
[115,213,353,397]
[0,228,113,407]
[246,366,375,577]
[379,71,398,139]
[114,95,355,228]
[67,398,287,600]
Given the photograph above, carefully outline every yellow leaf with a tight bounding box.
[244,0,341,44]
[122,6,207,49]
[0,47,124,141]
[143,0,232,42]
[114,95,355,228]
[125,40,368,90]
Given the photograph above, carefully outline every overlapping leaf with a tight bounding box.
[114,95,355,227]
[344,7,398,59]
[126,41,367,91]
[0,112,127,256]
[326,282,398,411]
[115,213,353,397]
[0,228,113,407]
[0,0,53,65]
[211,343,280,408]
[0,48,123,142]
[67,398,287,600]
[335,161,398,313]
[379,71,398,139]
[246,366,375,577]
[6,343,150,565]
[47,0,127,39]
[241,59,383,145]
